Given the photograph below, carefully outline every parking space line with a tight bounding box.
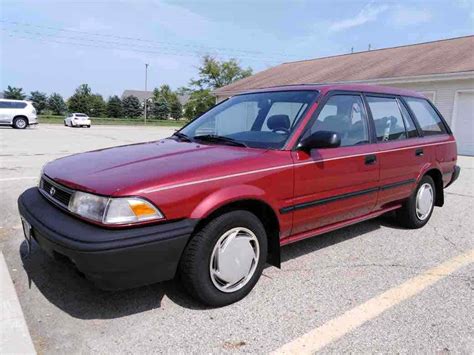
[273,249,474,355]
[0,177,37,182]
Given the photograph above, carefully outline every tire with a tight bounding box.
[179,210,268,307]
[64,120,67,126]
[12,117,28,129]
[396,175,436,229]
[87,125,91,128]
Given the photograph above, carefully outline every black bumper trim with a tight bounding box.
[18,188,197,290]
[445,165,461,188]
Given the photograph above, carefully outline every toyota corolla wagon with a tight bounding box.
[18,84,460,306]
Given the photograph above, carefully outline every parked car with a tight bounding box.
[18,84,460,306]
[0,99,38,129]
[64,113,91,128]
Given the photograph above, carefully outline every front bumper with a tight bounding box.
[18,188,196,290]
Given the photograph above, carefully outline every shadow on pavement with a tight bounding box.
[19,213,403,319]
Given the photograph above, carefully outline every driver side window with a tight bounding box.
[306,94,369,147]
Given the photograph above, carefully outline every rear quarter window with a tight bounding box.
[404,97,446,136]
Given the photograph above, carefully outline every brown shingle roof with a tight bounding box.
[214,36,474,96]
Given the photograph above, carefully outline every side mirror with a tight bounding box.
[298,131,341,151]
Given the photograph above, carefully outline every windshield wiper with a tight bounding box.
[172,131,193,142]
[193,134,247,147]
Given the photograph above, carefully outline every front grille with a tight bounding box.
[39,175,74,208]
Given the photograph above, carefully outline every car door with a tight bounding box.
[0,101,11,123]
[289,92,379,235]
[364,94,426,208]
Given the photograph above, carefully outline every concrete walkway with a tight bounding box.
[0,252,35,354]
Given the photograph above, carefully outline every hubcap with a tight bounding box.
[209,227,259,293]
[17,119,26,128]
[416,183,434,220]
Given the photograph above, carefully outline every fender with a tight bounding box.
[416,161,444,207]
[190,184,275,220]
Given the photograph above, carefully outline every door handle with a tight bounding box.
[365,154,377,165]
[415,148,424,156]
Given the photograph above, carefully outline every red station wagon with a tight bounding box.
[18,84,460,306]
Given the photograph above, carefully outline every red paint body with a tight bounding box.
[44,84,458,244]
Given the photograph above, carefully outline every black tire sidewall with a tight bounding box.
[180,210,268,307]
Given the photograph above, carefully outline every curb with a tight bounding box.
[0,251,36,354]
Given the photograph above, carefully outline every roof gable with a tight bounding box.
[214,36,474,96]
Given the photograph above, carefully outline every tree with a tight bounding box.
[183,89,215,119]
[122,95,142,118]
[169,99,182,120]
[4,86,26,100]
[190,55,253,90]
[29,91,48,114]
[90,94,106,117]
[47,93,67,115]
[151,89,170,119]
[154,84,182,119]
[107,96,123,118]
[68,84,93,114]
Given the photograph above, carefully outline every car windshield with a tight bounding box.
[179,90,318,149]
[76,113,87,117]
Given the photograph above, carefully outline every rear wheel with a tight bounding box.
[12,117,28,129]
[396,175,435,229]
[179,210,267,307]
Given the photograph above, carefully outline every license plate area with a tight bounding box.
[21,217,33,255]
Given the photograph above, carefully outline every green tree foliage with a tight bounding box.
[67,84,92,114]
[29,91,48,114]
[122,95,142,118]
[47,93,67,115]
[106,95,123,118]
[170,99,183,120]
[4,86,26,100]
[183,89,216,119]
[190,55,253,90]
[90,94,106,117]
[151,89,170,119]
[153,84,183,119]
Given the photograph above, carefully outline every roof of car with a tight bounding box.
[236,83,425,98]
[0,99,30,102]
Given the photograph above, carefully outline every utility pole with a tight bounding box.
[144,63,149,125]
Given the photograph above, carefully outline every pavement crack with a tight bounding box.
[446,192,474,198]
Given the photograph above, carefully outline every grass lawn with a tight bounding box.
[39,115,186,127]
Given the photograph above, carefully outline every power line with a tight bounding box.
[2,29,283,64]
[0,20,302,61]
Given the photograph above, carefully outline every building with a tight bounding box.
[214,36,474,155]
[121,90,190,107]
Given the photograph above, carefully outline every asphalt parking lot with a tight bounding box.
[1,124,473,354]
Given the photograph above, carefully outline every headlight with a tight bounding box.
[68,191,164,225]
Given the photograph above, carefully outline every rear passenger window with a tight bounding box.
[0,102,11,108]
[12,102,27,109]
[398,100,418,138]
[367,96,406,142]
[306,94,369,147]
[404,97,446,135]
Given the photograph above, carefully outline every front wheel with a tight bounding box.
[396,175,436,229]
[179,210,267,307]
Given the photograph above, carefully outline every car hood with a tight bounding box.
[44,138,267,196]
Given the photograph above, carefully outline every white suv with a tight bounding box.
[64,113,91,128]
[0,99,38,129]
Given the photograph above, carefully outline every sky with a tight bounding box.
[1,0,473,99]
